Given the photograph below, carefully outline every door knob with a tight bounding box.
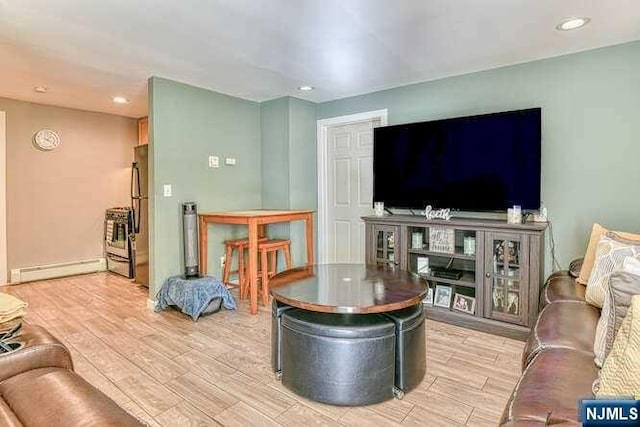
[485,273,491,278]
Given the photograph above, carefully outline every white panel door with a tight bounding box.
[326,119,380,263]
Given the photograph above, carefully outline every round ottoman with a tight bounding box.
[280,309,396,406]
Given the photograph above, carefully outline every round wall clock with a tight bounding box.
[33,129,61,151]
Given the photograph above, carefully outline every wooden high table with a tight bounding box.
[198,209,314,315]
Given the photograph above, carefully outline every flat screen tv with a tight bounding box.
[373,108,541,211]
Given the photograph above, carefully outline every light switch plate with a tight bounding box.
[163,184,172,197]
[208,156,219,168]
[225,157,237,166]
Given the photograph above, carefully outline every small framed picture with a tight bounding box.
[423,286,433,305]
[507,292,520,315]
[417,257,430,275]
[453,293,476,315]
[492,287,505,312]
[434,285,452,308]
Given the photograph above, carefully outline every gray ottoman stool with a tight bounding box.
[280,309,396,406]
[271,300,293,374]
[383,304,426,393]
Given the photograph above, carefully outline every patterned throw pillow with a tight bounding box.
[594,272,640,367]
[585,233,640,308]
[578,223,640,285]
[596,295,640,399]
[624,257,640,276]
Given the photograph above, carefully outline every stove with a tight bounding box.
[105,207,134,278]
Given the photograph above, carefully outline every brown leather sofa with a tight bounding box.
[500,259,598,426]
[0,324,143,426]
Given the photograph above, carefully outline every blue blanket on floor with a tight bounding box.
[155,275,236,321]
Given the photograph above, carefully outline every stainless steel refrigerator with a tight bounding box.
[131,145,149,287]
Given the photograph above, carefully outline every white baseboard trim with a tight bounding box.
[9,258,106,284]
[147,299,156,310]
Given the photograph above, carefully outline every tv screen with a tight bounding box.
[373,108,541,211]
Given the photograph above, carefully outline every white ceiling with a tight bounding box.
[1,0,639,118]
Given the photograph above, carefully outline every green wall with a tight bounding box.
[317,41,640,270]
[288,97,318,266]
[260,97,317,266]
[149,77,262,297]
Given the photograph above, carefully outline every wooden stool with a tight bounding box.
[257,239,292,306]
[222,237,266,296]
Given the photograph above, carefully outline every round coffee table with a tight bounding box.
[270,264,427,406]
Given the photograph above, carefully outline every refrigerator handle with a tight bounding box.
[131,162,139,199]
[131,162,141,234]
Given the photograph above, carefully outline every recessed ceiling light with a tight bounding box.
[298,85,314,91]
[34,86,47,93]
[112,96,129,104]
[556,17,590,31]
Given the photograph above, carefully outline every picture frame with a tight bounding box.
[492,287,505,312]
[453,293,476,315]
[434,285,452,308]
[507,292,520,315]
[417,257,430,275]
[423,286,433,305]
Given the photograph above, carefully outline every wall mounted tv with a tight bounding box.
[373,108,541,212]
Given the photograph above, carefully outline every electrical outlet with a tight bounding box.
[225,157,237,166]
[208,156,219,168]
[220,255,226,271]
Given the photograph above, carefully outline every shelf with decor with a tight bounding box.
[363,215,547,340]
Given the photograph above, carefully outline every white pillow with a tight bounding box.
[623,257,640,276]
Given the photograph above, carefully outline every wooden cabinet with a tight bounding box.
[366,224,401,268]
[138,117,149,145]
[484,232,530,326]
[363,215,546,340]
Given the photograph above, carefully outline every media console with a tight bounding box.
[363,215,548,340]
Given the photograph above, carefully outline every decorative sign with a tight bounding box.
[425,205,451,221]
[429,227,455,254]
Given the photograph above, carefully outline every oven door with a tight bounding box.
[106,253,133,278]
[105,220,130,258]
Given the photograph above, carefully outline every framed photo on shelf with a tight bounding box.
[417,257,430,275]
[507,292,519,315]
[434,285,452,308]
[423,286,433,305]
[453,293,476,315]
[492,287,505,312]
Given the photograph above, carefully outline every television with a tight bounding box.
[373,108,541,211]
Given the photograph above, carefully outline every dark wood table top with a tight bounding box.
[269,264,427,314]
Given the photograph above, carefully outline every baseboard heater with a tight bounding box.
[10,258,106,284]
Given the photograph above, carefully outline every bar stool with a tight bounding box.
[257,239,292,306]
[222,237,266,296]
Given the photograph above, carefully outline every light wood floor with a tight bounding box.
[6,273,523,426]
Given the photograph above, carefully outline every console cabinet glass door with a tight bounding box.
[370,225,400,268]
[484,232,530,326]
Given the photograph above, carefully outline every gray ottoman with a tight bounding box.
[271,300,293,374]
[382,304,426,392]
[280,309,396,406]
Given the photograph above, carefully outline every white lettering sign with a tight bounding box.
[425,205,452,221]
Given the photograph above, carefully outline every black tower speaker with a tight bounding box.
[182,202,200,278]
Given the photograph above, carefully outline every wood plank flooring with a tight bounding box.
[5,273,523,426]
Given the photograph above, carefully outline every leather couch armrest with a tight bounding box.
[0,325,73,382]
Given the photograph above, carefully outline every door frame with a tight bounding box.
[316,109,388,264]
[0,111,6,285]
